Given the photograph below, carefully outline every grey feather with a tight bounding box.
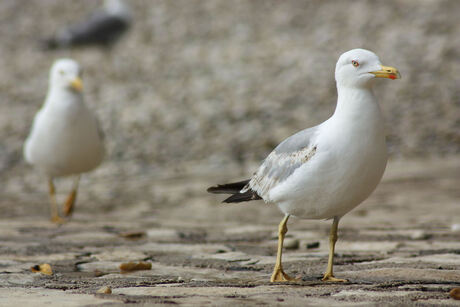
[243,127,318,200]
[272,127,318,154]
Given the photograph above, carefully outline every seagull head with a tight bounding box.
[335,49,400,88]
[50,59,83,93]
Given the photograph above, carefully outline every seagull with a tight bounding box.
[208,49,400,282]
[24,59,105,223]
[41,0,131,50]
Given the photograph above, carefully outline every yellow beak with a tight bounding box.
[70,77,83,92]
[370,65,401,80]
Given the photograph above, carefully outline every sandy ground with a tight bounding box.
[0,157,459,306]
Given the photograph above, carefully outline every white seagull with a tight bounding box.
[24,59,105,223]
[208,49,400,282]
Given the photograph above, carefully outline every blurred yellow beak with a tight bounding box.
[70,77,83,92]
[370,65,401,80]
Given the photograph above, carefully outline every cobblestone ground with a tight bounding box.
[0,2,459,305]
[0,158,459,306]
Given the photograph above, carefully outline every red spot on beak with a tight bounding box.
[389,75,396,80]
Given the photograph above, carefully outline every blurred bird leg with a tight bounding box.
[270,214,298,282]
[48,179,65,224]
[322,217,347,282]
[63,175,80,217]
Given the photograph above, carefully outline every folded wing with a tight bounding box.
[243,128,318,201]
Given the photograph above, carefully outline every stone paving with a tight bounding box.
[1,1,459,305]
[0,158,459,306]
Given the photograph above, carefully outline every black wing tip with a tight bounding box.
[206,180,250,195]
[221,190,262,203]
[207,185,219,193]
[207,179,261,203]
[207,184,231,194]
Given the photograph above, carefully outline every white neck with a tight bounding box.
[328,85,385,142]
[332,85,382,122]
[46,87,83,109]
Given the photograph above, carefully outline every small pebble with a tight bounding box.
[30,263,53,275]
[450,287,460,300]
[284,238,300,250]
[119,231,147,240]
[120,261,152,272]
[410,230,430,240]
[306,241,320,249]
[97,286,112,294]
[94,270,105,277]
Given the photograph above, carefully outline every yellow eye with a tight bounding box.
[352,60,359,67]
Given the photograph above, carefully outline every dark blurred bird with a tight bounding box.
[41,0,131,50]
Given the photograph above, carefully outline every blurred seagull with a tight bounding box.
[208,49,400,282]
[42,0,131,50]
[24,59,105,223]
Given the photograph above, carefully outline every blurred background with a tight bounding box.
[0,0,459,219]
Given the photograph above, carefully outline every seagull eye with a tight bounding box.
[351,60,359,67]
[58,69,65,75]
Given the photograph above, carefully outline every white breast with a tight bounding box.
[271,89,387,220]
[24,93,104,178]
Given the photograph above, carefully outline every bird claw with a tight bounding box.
[50,215,66,224]
[270,268,299,282]
[322,274,348,282]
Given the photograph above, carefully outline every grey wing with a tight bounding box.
[243,127,318,200]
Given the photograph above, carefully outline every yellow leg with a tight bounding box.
[270,214,298,282]
[62,175,80,217]
[48,179,65,224]
[322,217,347,282]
